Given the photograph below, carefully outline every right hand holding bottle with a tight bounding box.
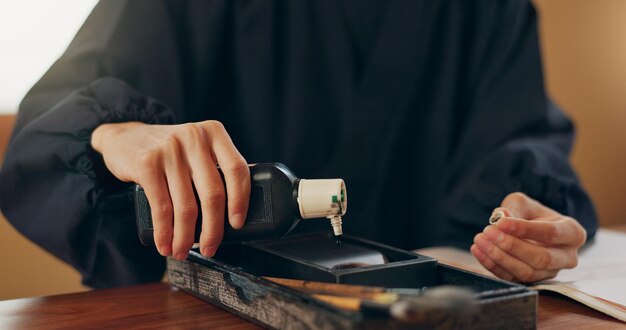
[91,121,250,259]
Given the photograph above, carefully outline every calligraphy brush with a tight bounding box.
[264,277,476,322]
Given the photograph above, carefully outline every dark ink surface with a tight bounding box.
[331,262,372,270]
[261,235,387,269]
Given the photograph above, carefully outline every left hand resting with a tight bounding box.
[470,192,587,283]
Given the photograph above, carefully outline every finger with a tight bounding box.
[483,225,579,270]
[180,125,226,257]
[500,192,559,220]
[474,233,548,283]
[193,158,226,257]
[495,217,586,247]
[139,166,173,257]
[471,244,516,282]
[164,142,198,260]
[203,121,250,229]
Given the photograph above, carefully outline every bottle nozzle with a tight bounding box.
[329,215,343,236]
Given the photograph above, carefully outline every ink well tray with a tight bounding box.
[167,233,537,329]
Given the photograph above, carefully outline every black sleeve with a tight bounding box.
[0,0,182,288]
[440,1,597,247]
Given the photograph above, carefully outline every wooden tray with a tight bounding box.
[167,233,536,329]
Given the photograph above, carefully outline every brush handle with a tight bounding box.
[264,276,423,301]
[310,294,396,319]
[265,277,385,295]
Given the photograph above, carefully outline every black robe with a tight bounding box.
[0,0,597,288]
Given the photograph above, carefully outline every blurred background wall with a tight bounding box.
[535,0,626,227]
[0,0,97,300]
[1,0,625,300]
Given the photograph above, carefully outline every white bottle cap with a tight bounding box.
[297,179,347,236]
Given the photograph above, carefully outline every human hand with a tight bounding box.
[91,121,250,260]
[470,192,587,283]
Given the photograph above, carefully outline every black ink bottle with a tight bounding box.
[135,163,347,246]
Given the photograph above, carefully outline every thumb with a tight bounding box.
[499,192,557,220]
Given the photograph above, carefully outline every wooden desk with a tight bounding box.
[2,227,624,329]
[0,283,257,330]
[0,282,623,329]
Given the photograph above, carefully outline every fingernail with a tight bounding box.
[473,233,481,243]
[496,219,515,233]
[159,245,172,257]
[483,226,504,242]
[202,245,218,257]
[471,244,486,260]
[174,251,188,260]
[489,211,505,225]
[230,213,245,229]
[475,235,492,252]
